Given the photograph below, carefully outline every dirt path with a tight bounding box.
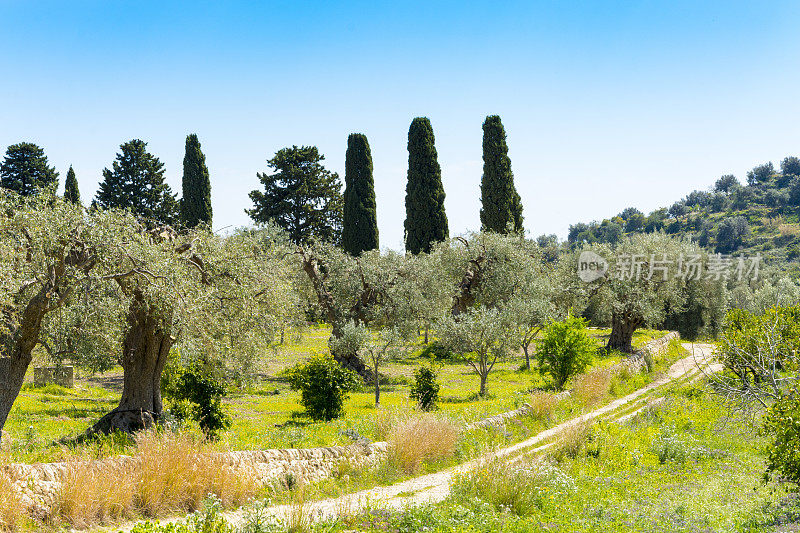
[110,343,718,532]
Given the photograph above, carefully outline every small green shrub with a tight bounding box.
[762,392,800,485]
[536,315,596,390]
[419,341,453,361]
[162,356,232,440]
[286,354,360,421]
[410,365,440,411]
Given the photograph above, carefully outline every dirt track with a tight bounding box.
[106,343,717,532]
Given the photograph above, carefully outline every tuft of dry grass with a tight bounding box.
[0,456,24,532]
[549,420,593,462]
[779,223,800,237]
[388,414,459,474]
[572,368,612,408]
[527,392,559,423]
[285,489,312,533]
[54,430,260,528]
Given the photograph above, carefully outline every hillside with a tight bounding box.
[567,158,800,275]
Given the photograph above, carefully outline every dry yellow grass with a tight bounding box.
[54,430,260,528]
[779,223,800,237]
[549,420,593,462]
[388,414,459,473]
[572,368,612,408]
[0,457,24,532]
[527,392,559,422]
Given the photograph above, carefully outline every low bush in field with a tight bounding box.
[763,392,800,485]
[418,341,454,361]
[410,365,440,411]
[285,354,360,421]
[450,457,575,516]
[388,414,459,473]
[536,316,596,390]
[0,457,23,532]
[54,431,260,528]
[549,420,595,462]
[162,356,232,440]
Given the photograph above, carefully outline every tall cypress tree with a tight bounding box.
[342,133,379,255]
[180,134,212,228]
[95,139,179,225]
[404,117,448,254]
[63,165,81,204]
[0,142,59,196]
[480,115,523,233]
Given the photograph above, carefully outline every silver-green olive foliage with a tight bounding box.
[583,232,718,352]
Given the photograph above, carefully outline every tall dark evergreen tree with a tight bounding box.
[342,133,379,255]
[0,142,59,196]
[404,117,448,254]
[247,145,343,245]
[63,165,81,204]
[480,115,523,233]
[180,134,212,228]
[95,139,179,225]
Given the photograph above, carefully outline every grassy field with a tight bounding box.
[3,326,666,464]
[326,386,795,533]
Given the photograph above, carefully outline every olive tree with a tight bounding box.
[297,245,435,380]
[87,224,296,434]
[438,306,514,397]
[332,322,402,407]
[584,233,703,353]
[0,193,136,443]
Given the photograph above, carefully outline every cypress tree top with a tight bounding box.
[0,142,59,197]
[342,133,379,256]
[405,117,448,254]
[480,115,523,233]
[180,133,213,228]
[64,165,81,204]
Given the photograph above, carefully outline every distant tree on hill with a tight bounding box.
[782,157,800,177]
[63,165,81,204]
[95,139,179,225]
[405,117,448,254]
[248,145,343,245]
[747,162,775,186]
[480,115,523,233]
[342,133,379,255]
[536,234,558,247]
[644,209,668,232]
[625,212,646,232]
[0,142,59,196]
[180,134,212,228]
[716,216,751,253]
[669,201,688,218]
[715,174,739,193]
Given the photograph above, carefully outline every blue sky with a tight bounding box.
[2,1,800,248]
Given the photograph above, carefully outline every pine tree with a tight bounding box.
[63,166,81,204]
[342,133,379,255]
[95,139,179,225]
[180,134,212,228]
[404,117,448,254]
[480,115,523,233]
[0,142,59,196]
[247,145,343,245]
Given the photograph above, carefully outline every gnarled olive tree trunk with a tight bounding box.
[91,291,174,435]
[607,311,642,354]
[0,286,62,444]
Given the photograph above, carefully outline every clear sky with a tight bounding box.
[2,1,800,248]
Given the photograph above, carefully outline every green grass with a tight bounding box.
[326,383,795,533]
[4,326,676,464]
